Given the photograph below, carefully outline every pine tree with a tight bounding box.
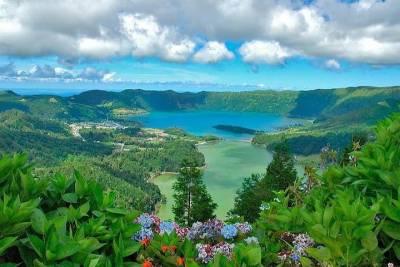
[265,140,297,190]
[229,174,262,222]
[172,159,217,226]
[229,140,297,222]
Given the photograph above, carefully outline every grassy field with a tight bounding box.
[153,140,277,220]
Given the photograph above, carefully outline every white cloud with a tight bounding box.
[0,63,113,82]
[193,41,234,63]
[239,41,294,65]
[324,59,341,70]
[0,0,400,65]
[78,38,122,59]
[120,13,195,62]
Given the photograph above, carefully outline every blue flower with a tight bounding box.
[290,252,300,262]
[159,221,175,235]
[133,227,153,241]
[137,213,154,228]
[221,224,238,239]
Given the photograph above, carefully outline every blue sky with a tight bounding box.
[0,0,400,93]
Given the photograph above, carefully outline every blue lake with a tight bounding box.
[133,110,297,139]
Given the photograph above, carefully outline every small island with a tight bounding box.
[213,124,263,135]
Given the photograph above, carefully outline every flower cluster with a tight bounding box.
[174,223,189,239]
[235,222,252,234]
[196,242,235,263]
[159,221,174,235]
[187,219,224,240]
[293,233,315,255]
[278,232,315,263]
[134,214,256,265]
[221,224,238,239]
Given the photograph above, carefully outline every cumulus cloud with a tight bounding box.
[0,0,400,65]
[324,59,341,70]
[193,41,234,63]
[239,41,294,65]
[120,13,195,62]
[0,63,114,82]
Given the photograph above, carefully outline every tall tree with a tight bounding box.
[172,159,216,226]
[229,140,297,222]
[229,174,262,222]
[265,140,297,190]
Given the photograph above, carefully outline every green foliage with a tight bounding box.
[230,141,297,222]
[254,113,400,266]
[0,154,141,266]
[265,141,297,190]
[229,174,263,223]
[173,159,217,226]
[302,189,382,266]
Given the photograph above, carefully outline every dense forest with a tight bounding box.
[0,108,205,213]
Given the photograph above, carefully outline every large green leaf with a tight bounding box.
[0,236,17,256]
[31,209,47,235]
[28,234,45,258]
[383,221,400,240]
[361,232,378,251]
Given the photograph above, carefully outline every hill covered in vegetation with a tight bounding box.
[0,113,398,266]
[1,86,399,125]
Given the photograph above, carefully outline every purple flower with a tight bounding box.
[196,243,213,263]
[212,242,235,260]
[235,222,252,234]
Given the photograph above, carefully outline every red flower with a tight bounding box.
[143,260,152,267]
[161,245,169,253]
[140,238,151,247]
[176,257,185,266]
[169,245,177,252]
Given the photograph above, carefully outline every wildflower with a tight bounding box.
[174,223,189,239]
[200,219,224,239]
[140,238,151,247]
[293,233,314,255]
[277,250,291,261]
[188,222,204,240]
[134,227,154,241]
[221,224,238,239]
[387,263,394,267]
[176,257,185,266]
[137,213,154,228]
[212,242,235,260]
[169,245,177,252]
[235,222,252,234]
[142,259,152,267]
[161,245,169,253]
[196,243,213,263]
[150,214,161,226]
[290,252,300,262]
[244,236,259,245]
[280,232,296,243]
[159,221,175,235]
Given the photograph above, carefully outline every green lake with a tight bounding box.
[154,140,278,220]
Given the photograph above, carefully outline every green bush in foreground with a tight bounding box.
[255,113,400,266]
[0,154,141,266]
